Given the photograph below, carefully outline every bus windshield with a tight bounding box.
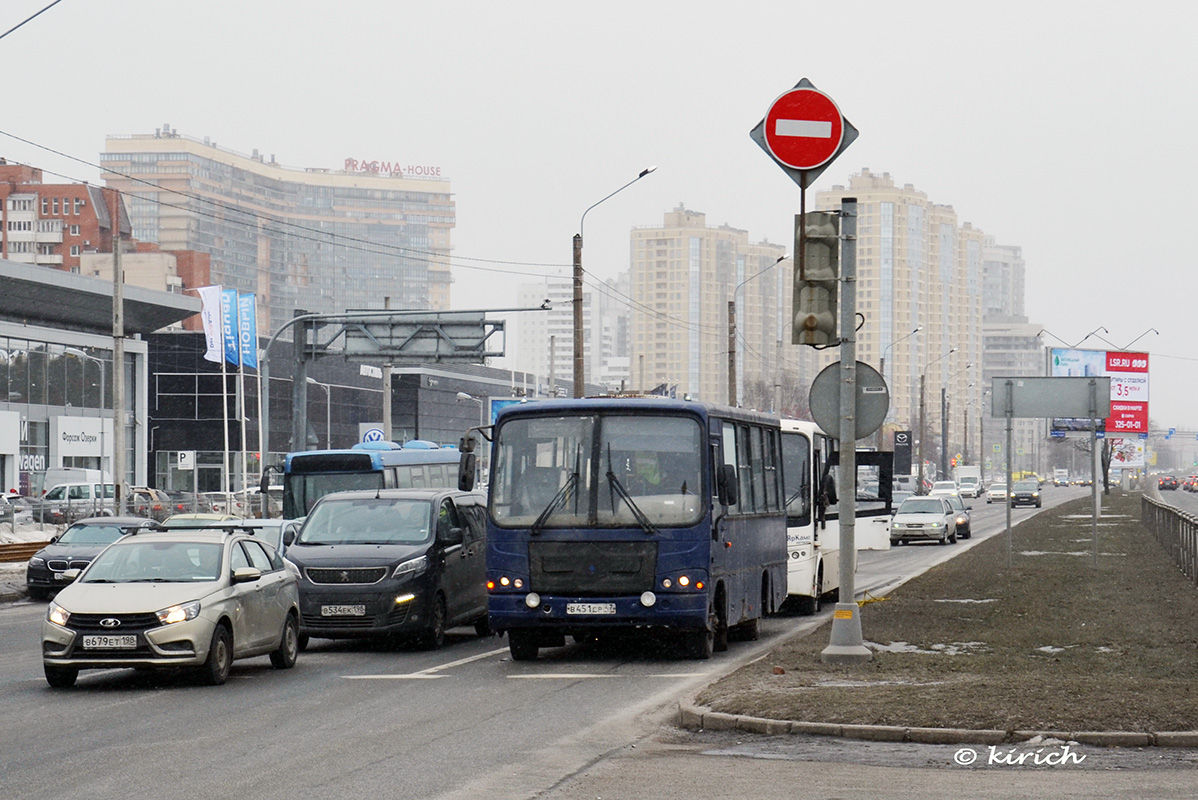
[491,413,704,529]
[284,471,386,519]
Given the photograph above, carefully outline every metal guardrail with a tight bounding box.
[1142,493,1198,585]
[0,541,51,563]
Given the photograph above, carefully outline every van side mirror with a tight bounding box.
[716,464,738,506]
[440,525,464,546]
[283,525,297,547]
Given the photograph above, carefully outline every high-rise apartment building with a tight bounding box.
[629,205,789,404]
[812,170,987,472]
[101,126,455,334]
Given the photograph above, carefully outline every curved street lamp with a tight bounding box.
[728,253,789,405]
[940,364,974,475]
[573,166,657,398]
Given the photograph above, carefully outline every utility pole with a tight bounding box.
[382,296,392,442]
[917,373,926,492]
[111,189,127,514]
[727,300,736,405]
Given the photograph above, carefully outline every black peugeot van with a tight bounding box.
[285,488,489,650]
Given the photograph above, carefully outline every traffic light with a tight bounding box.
[792,211,839,346]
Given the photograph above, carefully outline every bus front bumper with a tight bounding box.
[488,592,709,633]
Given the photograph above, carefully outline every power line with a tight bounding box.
[0,0,65,42]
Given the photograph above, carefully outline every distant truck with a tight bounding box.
[954,465,982,498]
[1053,468,1070,486]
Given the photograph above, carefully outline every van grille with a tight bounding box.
[305,566,388,585]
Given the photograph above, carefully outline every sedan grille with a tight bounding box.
[66,612,161,634]
[47,558,91,572]
[305,566,388,585]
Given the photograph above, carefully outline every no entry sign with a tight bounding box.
[750,78,857,190]
[764,88,844,170]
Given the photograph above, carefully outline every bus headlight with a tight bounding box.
[524,593,541,609]
[640,592,657,607]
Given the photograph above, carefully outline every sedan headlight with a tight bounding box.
[393,556,428,579]
[156,600,201,626]
[47,602,71,627]
[29,556,45,566]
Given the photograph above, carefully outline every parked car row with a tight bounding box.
[29,487,491,689]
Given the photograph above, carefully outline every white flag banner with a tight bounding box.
[197,285,224,364]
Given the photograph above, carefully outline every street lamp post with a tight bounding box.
[940,365,973,476]
[917,347,957,492]
[574,166,656,399]
[876,325,921,449]
[728,253,789,405]
[64,348,107,477]
[306,377,331,449]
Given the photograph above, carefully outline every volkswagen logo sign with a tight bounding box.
[99,618,121,629]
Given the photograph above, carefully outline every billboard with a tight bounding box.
[1049,349,1149,435]
[1109,438,1146,469]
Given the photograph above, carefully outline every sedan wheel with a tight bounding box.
[199,625,233,686]
[270,614,299,669]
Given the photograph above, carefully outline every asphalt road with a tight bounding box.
[7,484,1189,800]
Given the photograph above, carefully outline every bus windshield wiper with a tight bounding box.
[530,471,578,535]
[605,444,658,535]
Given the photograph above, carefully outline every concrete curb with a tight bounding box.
[677,701,1198,748]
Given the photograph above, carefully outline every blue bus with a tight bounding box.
[282,440,465,519]
[472,397,787,660]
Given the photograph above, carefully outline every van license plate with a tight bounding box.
[321,604,366,616]
[82,635,137,649]
[566,603,616,615]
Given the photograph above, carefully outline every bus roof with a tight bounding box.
[492,396,779,427]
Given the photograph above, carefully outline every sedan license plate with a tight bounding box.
[566,602,616,616]
[82,635,137,649]
[321,604,366,617]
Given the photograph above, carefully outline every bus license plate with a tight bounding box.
[82,635,137,649]
[321,604,366,617]
[566,602,616,615]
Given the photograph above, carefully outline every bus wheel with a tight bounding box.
[713,591,729,653]
[685,627,713,660]
[508,629,539,661]
[795,569,822,616]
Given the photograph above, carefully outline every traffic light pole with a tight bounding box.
[822,196,871,665]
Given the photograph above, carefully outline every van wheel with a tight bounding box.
[416,594,447,650]
[473,615,492,637]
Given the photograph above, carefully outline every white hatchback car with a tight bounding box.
[986,484,1009,504]
[41,528,299,688]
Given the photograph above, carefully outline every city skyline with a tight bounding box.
[1,0,1193,430]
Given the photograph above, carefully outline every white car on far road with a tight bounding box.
[929,481,959,498]
[986,484,1008,504]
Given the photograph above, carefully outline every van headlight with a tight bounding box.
[393,556,428,578]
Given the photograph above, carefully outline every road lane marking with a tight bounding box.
[508,673,707,679]
[343,646,508,679]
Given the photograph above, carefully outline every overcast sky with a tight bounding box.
[3,1,1195,435]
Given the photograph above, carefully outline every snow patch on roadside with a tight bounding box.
[932,598,998,604]
[866,640,987,656]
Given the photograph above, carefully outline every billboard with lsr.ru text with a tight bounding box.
[1048,349,1149,435]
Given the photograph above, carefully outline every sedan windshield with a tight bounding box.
[57,524,128,546]
[83,541,223,583]
[898,498,945,515]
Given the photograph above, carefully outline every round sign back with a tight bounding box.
[763,88,844,171]
[808,361,890,441]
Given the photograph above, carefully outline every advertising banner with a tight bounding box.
[196,285,224,364]
[237,293,258,369]
[1049,349,1149,435]
[1108,438,1146,469]
[220,289,240,366]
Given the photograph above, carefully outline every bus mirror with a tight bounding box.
[458,452,477,491]
[717,464,738,506]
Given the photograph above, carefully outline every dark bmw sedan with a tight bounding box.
[285,489,490,650]
[26,516,157,599]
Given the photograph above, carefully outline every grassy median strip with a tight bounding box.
[698,491,1198,733]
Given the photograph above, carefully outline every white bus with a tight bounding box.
[780,418,892,614]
